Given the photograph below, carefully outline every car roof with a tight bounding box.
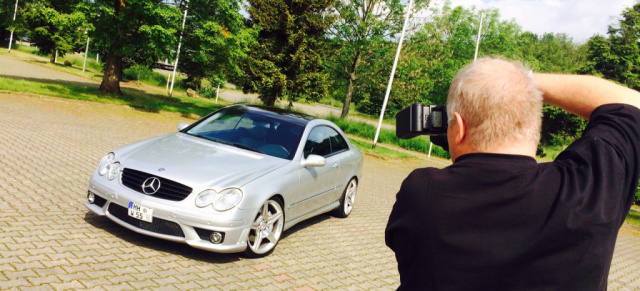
[239,104,316,126]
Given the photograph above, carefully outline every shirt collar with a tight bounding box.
[454,153,538,165]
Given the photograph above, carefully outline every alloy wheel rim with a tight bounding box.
[344,180,356,215]
[248,200,284,254]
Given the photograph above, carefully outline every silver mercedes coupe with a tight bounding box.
[85,104,363,257]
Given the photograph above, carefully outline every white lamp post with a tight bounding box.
[7,0,19,53]
[372,0,413,149]
[169,6,188,97]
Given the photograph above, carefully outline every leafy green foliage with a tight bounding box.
[174,0,258,90]
[582,3,640,91]
[20,1,90,62]
[239,0,333,106]
[340,3,586,150]
[80,0,181,93]
[325,0,424,117]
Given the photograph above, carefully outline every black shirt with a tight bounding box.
[385,104,640,291]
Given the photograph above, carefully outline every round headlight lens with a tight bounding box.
[195,188,243,211]
[213,188,243,211]
[98,153,115,176]
[106,162,120,180]
[195,190,217,208]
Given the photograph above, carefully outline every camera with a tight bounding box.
[396,103,449,151]
[396,103,448,138]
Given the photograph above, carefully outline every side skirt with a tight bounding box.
[283,201,340,232]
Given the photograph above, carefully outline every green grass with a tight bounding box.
[0,76,222,117]
[349,138,414,160]
[327,116,451,159]
[626,208,640,227]
[317,96,344,108]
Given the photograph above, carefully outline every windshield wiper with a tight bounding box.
[227,142,264,154]
[206,137,264,154]
[187,134,264,154]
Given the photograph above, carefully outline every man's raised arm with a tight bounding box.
[533,74,640,119]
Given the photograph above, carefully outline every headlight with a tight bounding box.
[195,188,243,211]
[195,190,217,208]
[213,188,243,211]
[98,153,115,176]
[106,162,121,180]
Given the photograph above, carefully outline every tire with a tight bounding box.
[333,178,357,218]
[243,197,285,258]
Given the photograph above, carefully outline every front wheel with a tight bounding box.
[244,198,284,258]
[333,178,357,218]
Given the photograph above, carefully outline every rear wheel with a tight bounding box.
[244,198,284,258]
[333,178,357,218]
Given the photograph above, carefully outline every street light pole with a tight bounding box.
[7,0,19,53]
[82,34,90,72]
[169,6,188,97]
[372,0,413,149]
[474,12,485,62]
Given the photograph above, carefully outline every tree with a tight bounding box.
[20,0,88,63]
[240,0,333,107]
[583,2,640,90]
[85,0,180,94]
[353,5,521,117]
[326,0,429,118]
[174,0,257,90]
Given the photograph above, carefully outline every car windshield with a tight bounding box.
[185,106,305,160]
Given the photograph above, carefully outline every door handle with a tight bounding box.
[332,163,339,168]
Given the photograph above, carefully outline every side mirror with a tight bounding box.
[301,154,326,167]
[177,122,190,131]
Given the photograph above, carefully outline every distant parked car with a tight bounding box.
[86,104,363,257]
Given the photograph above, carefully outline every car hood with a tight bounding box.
[119,133,289,189]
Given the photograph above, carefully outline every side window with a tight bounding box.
[303,127,332,158]
[328,129,349,153]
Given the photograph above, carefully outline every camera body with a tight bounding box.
[396,103,448,139]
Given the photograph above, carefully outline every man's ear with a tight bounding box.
[453,112,466,145]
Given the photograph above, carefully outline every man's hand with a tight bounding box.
[533,74,640,120]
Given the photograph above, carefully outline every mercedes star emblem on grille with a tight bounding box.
[142,177,161,195]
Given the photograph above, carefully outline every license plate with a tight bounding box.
[128,202,153,223]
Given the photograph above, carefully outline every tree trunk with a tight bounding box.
[341,52,361,118]
[341,75,355,118]
[99,53,123,94]
[50,48,57,63]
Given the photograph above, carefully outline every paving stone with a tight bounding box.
[0,92,638,291]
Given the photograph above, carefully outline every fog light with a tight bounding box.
[210,232,223,244]
[87,192,96,203]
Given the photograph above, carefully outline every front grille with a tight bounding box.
[121,168,193,201]
[107,203,185,238]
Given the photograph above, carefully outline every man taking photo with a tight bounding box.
[385,58,640,290]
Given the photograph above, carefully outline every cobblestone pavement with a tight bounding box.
[1,93,639,290]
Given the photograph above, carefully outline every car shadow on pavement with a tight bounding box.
[83,212,241,264]
[280,213,332,240]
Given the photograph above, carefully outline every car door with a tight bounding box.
[291,126,339,219]
[327,129,351,202]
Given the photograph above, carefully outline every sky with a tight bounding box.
[433,0,637,43]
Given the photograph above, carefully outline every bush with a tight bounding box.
[123,65,173,88]
[636,185,640,205]
[63,60,72,66]
[197,87,218,99]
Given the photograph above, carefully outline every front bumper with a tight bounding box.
[86,175,254,254]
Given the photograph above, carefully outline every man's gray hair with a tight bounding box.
[447,58,543,150]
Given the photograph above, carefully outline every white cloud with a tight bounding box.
[430,0,636,43]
